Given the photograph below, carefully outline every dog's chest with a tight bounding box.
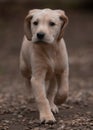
[48,51,64,74]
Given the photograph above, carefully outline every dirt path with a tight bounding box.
[0,9,93,130]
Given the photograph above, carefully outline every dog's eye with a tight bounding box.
[49,22,56,26]
[33,21,38,26]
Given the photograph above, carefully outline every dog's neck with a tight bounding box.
[31,40,62,58]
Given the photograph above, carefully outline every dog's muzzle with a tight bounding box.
[37,32,45,40]
[33,32,53,44]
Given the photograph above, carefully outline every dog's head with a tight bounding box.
[24,9,68,44]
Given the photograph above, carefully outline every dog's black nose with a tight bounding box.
[37,32,45,39]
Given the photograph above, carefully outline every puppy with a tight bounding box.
[20,9,69,124]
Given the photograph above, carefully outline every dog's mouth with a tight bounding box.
[32,37,54,44]
[33,40,48,44]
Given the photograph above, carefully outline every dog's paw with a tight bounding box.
[55,92,68,105]
[50,103,59,114]
[40,112,56,124]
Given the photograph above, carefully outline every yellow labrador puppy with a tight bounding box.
[20,9,69,124]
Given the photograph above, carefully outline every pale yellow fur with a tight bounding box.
[20,9,69,123]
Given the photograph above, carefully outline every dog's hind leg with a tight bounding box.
[24,78,34,99]
[55,70,69,105]
[47,76,59,114]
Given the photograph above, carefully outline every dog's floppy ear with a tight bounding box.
[57,10,68,41]
[24,9,40,41]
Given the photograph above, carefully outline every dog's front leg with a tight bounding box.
[31,73,56,123]
[55,69,69,105]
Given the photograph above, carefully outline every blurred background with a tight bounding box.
[0,0,93,87]
[0,0,93,77]
[0,0,93,99]
[0,0,93,129]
